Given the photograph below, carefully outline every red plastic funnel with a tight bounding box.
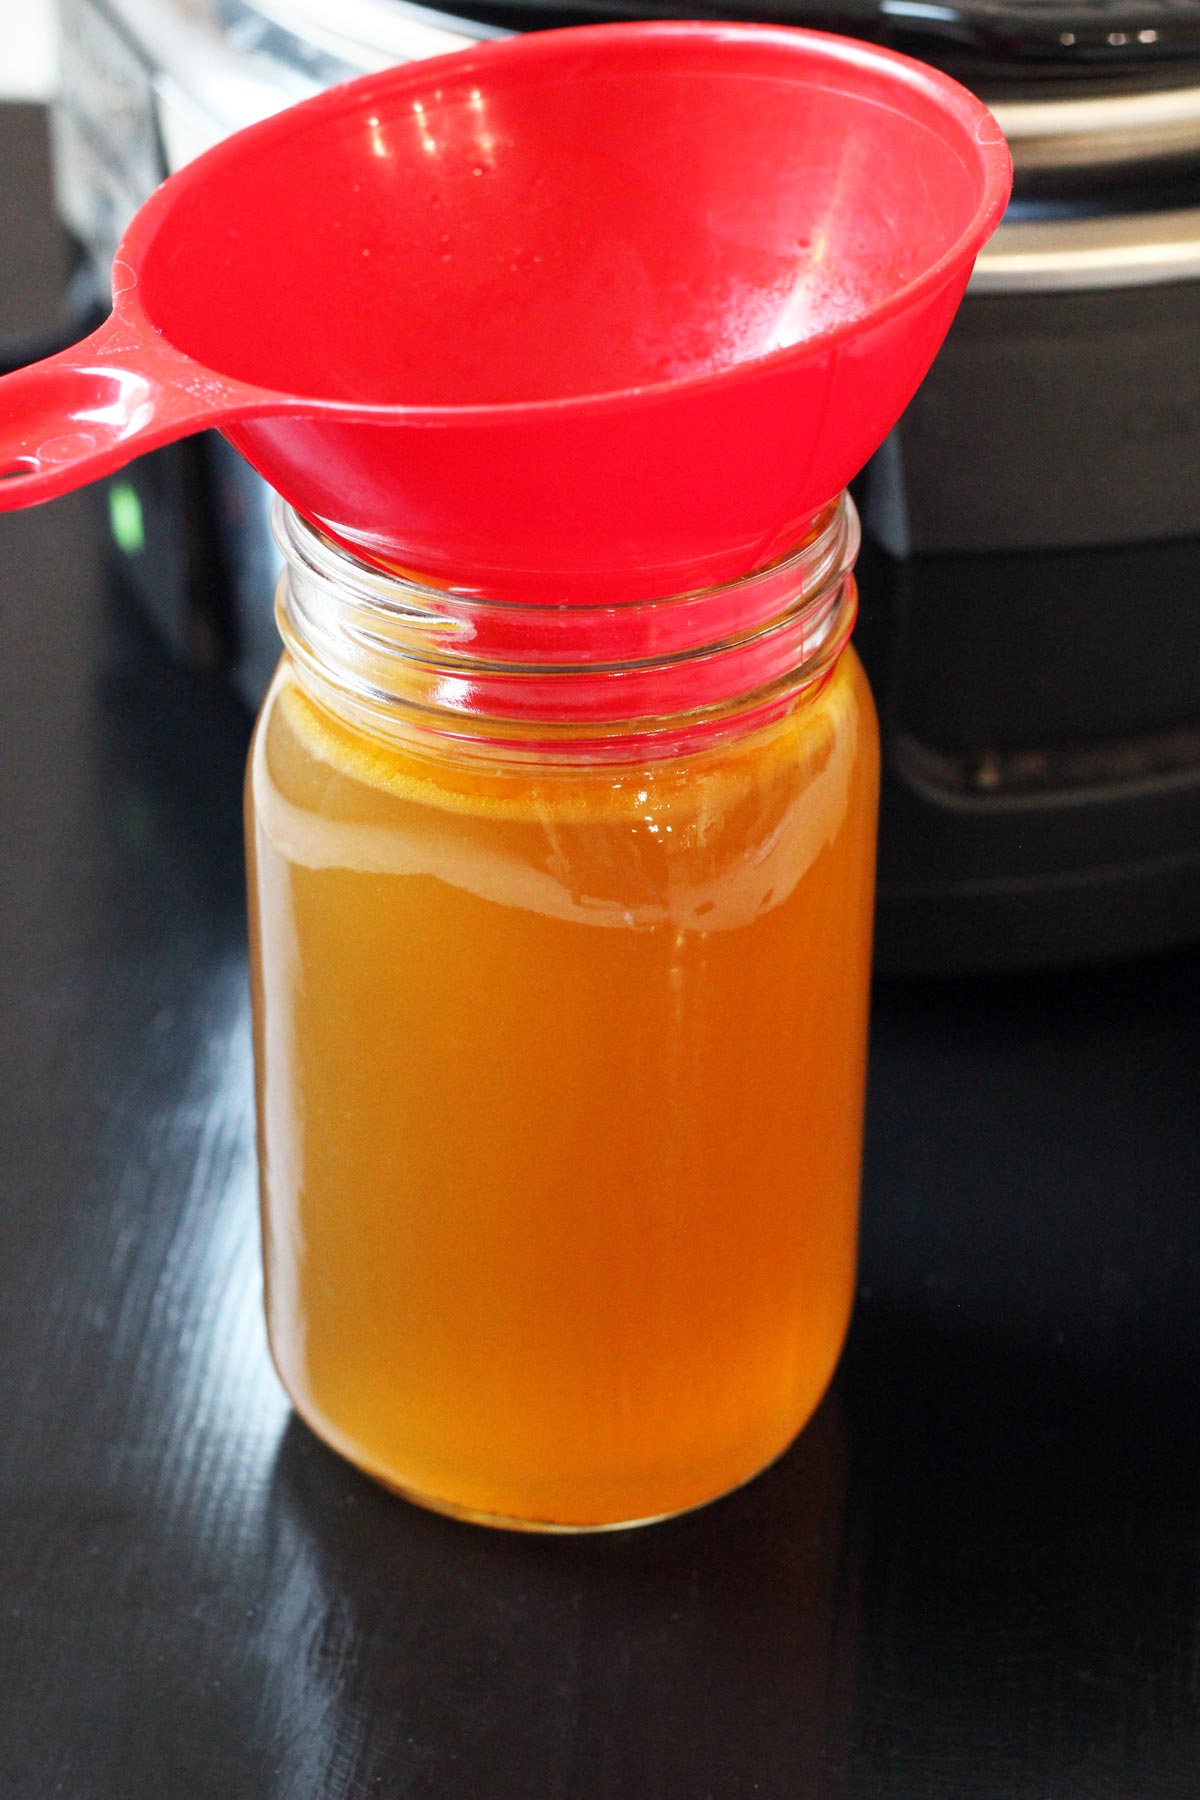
[0,24,1010,602]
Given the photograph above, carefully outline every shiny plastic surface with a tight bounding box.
[0,24,1010,601]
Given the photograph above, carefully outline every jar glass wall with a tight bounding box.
[246,498,879,1531]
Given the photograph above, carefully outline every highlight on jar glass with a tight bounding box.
[248,495,878,1530]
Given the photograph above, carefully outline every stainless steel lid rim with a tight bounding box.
[187,2,1200,172]
[974,202,1200,287]
[144,2,1200,294]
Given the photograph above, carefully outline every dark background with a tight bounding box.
[3,102,1199,1798]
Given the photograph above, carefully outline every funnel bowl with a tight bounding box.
[0,24,1011,601]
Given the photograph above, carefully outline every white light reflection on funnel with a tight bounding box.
[756,141,890,357]
[468,86,498,168]
[409,102,437,159]
[760,230,831,353]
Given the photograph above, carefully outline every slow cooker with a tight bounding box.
[45,0,1200,970]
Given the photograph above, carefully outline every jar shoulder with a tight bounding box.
[248,651,877,930]
[253,650,875,814]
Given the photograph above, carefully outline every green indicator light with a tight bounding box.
[109,481,146,556]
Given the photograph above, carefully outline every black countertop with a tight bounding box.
[3,104,1200,1800]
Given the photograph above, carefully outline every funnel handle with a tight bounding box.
[0,299,259,511]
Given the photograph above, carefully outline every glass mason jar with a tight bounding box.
[246,494,879,1532]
